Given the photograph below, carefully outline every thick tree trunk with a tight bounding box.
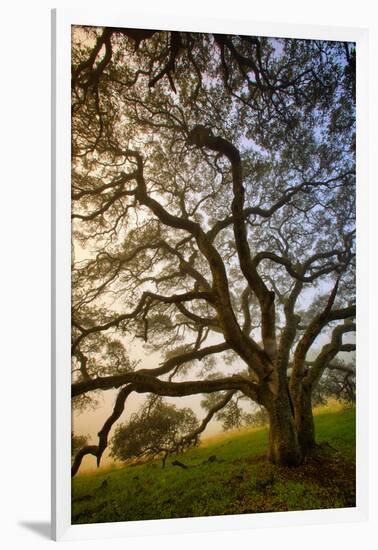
[293,385,316,454]
[265,386,303,466]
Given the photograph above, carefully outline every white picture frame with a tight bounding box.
[52,8,369,541]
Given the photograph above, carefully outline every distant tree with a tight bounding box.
[201,391,270,430]
[201,390,250,431]
[312,356,356,405]
[71,432,89,460]
[244,406,270,428]
[109,397,199,467]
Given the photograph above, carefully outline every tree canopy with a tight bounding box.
[110,397,199,467]
[71,27,355,473]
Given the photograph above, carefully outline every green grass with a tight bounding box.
[72,405,355,524]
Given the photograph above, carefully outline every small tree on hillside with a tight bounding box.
[109,397,199,467]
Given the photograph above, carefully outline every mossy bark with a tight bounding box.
[264,373,303,467]
[295,386,316,453]
[267,402,303,466]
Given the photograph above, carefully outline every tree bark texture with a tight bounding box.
[292,384,316,454]
[264,373,303,466]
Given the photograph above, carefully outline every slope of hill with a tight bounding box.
[72,405,356,524]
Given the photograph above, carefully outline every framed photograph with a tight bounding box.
[52,7,369,541]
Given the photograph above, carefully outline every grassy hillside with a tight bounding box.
[72,404,355,524]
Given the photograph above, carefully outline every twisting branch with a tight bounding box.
[158,239,212,292]
[175,302,219,329]
[71,384,136,476]
[252,251,344,282]
[72,27,157,90]
[277,244,354,373]
[73,348,91,381]
[72,289,214,352]
[187,127,277,360]
[207,172,354,242]
[96,385,136,465]
[71,380,252,477]
[72,292,152,352]
[72,171,137,201]
[72,370,260,402]
[304,322,356,387]
[72,388,238,476]
[143,341,230,378]
[241,286,252,335]
[129,146,271,377]
[276,278,303,372]
[72,189,135,221]
[292,278,352,372]
[339,344,356,352]
[178,390,237,448]
[71,446,99,478]
[149,32,182,92]
[72,28,113,90]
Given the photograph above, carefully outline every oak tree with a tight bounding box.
[71,27,355,474]
[109,397,198,468]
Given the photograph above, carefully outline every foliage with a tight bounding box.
[70,26,356,471]
[244,406,270,428]
[312,357,356,405]
[72,432,90,459]
[110,397,199,464]
[201,391,257,431]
